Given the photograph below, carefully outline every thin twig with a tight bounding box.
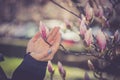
[50,73,54,80]
[44,39,52,46]
[44,37,102,59]
[50,0,81,19]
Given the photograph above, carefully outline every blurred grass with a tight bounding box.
[0,57,95,80]
[0,57,23,78]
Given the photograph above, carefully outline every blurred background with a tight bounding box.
[0,0,120,80]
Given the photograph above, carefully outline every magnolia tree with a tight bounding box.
[39,0,120,80]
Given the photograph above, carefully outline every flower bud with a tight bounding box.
[114,30,120,42]
[85,3,94,21]
[79,19,87,36]
[39,21,47,40]
[84,28,93,46]
[48,61,54,74]
[98,6,104,18]
[88,60,95,70]
[96,30,106,51]
[58,61,66,78]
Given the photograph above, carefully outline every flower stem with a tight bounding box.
[62,77,66,80]
[50,73,54,80]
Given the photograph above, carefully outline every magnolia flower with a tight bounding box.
[96,30,106,51]
[94,5,104,18]
[79,19,87,36]
[93,3,99,17]
[88,60,95,70]
[58,61,66,79]
[84,28,93,46]
[114,30,120,42]
[81,14,86,21]
[39,21,47,40]
[98,6,104,18]
[48,61,54,74]
[85,3,94,21]
[84,72,90,80]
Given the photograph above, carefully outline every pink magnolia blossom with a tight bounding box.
[39,21,47,40]
[94,5,104,18]
[98,6,104,18]
[79,18,87,36]
[85,3,94,21]
[96,30,106,51]
[114,30,119,42]
[88,60,94,70]
[93,3,99,17]
[97,6,107,21]
[58,61,66,79]
[84,28,93,46]
[48,61,54,74]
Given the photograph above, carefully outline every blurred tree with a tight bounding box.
[0,0,17,23]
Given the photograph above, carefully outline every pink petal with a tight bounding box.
[58,61,66,78]
[39,21,47,40]
[85,3,94,21]
[84,28,93,46]
[114,30,119,42]
[96,30,106,51]
[48,61,54,73]
[88,60,94,70]
[98,6,104,18]
[79,19,87,36]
